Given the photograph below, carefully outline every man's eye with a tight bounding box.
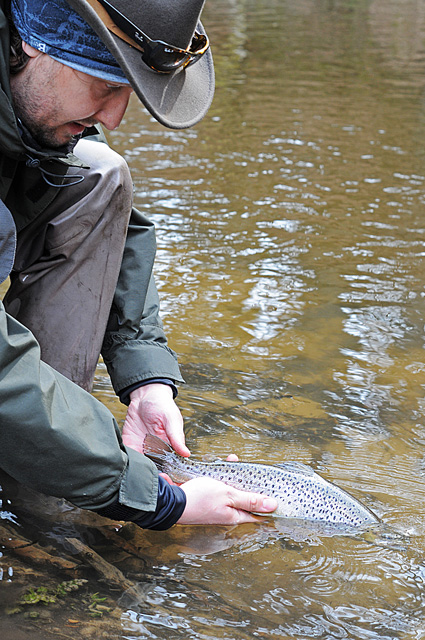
[104,81,127,91]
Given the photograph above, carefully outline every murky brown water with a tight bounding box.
[3,0,425,638]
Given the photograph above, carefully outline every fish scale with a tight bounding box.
[143,435,379,527]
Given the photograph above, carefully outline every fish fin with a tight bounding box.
[143,434,173,472]
[275,461,316,476]
[202,454,223,462]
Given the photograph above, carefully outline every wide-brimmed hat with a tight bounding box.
[65,0,214,129]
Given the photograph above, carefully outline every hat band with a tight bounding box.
[85,0,145,53]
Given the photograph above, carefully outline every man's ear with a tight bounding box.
[21,42,43,58]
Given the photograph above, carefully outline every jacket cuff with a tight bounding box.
[95,476,186,530]
[117,445,159,511]
[119,378,178,406]
[102,338,184,398]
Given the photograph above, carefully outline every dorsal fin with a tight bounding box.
[275,461,316,476]
[143,434,174,472]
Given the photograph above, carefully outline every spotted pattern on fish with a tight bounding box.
[144,435,379,527]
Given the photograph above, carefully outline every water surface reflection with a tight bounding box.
[3,0,425,638]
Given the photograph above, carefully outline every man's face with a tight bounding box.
[10,43,133,149]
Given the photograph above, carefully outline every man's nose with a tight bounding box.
[95,88,133,131]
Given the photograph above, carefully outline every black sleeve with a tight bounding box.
[95,475,186,530]
[119,378,178,405]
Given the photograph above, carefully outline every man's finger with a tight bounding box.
[168,434,191,458]
[231,490,278,515]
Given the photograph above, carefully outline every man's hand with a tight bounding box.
[122,383,190,457]
[177,477,278,525]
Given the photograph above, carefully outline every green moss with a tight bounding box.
[18,579,88,607]
[13,580,112,618]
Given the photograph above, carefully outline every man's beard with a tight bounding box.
[15,108,73,151]
[11,75,72,149]
[21,119,74,150]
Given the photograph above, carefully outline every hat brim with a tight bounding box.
[66,0,214,129]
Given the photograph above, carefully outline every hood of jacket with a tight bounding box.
[0,0,25,160]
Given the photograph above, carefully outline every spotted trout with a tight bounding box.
[143,435,379,527]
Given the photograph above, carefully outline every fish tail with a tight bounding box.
[143,434,174,472]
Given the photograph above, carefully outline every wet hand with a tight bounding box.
[177,477,278,525]
[122,384,190,457]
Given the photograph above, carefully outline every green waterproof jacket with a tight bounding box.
[0,0,183,512]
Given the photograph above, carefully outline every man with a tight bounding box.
[0,0,277,528]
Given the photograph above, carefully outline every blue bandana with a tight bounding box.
[11,0,129,84]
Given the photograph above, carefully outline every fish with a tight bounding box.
[143,435,379,527]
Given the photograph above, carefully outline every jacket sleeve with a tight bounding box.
[0,198,159,511]
[0,300,164,512]
[0,200,184,526]
[101,205,184,397]
[81,126,184,397]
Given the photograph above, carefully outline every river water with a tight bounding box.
[3,0,425,638]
